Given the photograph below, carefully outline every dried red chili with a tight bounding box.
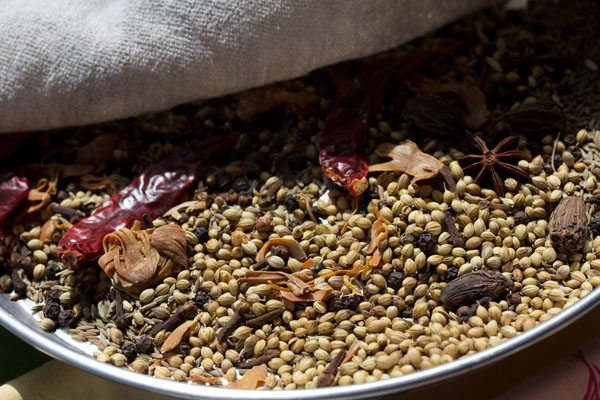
[0,175,29,225]
[319,49,450,197]
[58,135,238,266]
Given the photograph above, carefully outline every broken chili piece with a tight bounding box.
[58,135,238,266]
[319,49,450,196]
[0,175,29,225]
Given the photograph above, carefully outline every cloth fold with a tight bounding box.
[0,0,498,133]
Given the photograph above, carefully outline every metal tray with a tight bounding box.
[2,287,599,399]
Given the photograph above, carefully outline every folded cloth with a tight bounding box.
[0,0,499,133]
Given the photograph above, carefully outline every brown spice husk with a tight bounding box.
[98,223,187,294]
[548,196,588,254]
[160,318,198,353]
[225,364,269,389]
[441,270,510,310]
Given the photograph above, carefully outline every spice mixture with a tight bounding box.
[1,0,600,390]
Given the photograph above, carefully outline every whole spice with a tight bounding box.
[458,135,531,196]
[387,271,405,291]
[194,291,210,309]
[57,309,76,328]
[58,135,238,266]
[320,50,446,196]
[121,342,138,362]
[240,270,332,303]
[150,301,198,336]
[488,100,565,139]
[113,289,129,331]
[98,223,187,294]
[43,299,61,321]
[317,348,347,387]
[589,211,600,238]
[10,269,28,298]
[216,302,250,344]
[549,196,588,254]
[403,95,465,136]
[238,349,281,369]
[443,211,465,247]
[316,341,360,387]
[368,141,447,185]
[329,294,362,312]
[0,175,29,225]
[51,204,86,223]
[244,308,284,328]
[135,334,154,354]
[414,78,488,130]
[441,270,510,310]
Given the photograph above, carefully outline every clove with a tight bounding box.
[150,301,198,336]
[112,289,129,330]
[237,349,281,369]
[317,348,347,387]
[77,285,94,321]
[443,211,465,247]
[244,308,284,328]
[10,269,28,297]
[216,302,250,344]
[51,204,86,223]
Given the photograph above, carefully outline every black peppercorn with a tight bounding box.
[193,227,209,243]
[417,232,435,253]
[135,334,154,354]
[194,291,210,309]
[121,342,138,362]
[57,309,76,328]
[43,302,61,321]
[329,294,362,312]
[387,271,405,291]
[283,194,299,210]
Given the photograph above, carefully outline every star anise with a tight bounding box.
[458,135,531,196]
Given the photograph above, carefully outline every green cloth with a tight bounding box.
[0,327,49,384]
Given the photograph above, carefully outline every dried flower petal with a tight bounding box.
[40,219,57,243]
[280,285,332,303]
[191,374,223,385]
[366,209,388,254]
[160,318,197,353]
[225,364,269,389]
[368,140,445,184]
[256,237,307,262]
[241,270,331,302]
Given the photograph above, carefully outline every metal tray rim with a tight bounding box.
[1,286,599,399]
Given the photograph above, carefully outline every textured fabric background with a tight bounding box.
[0,0,499,133]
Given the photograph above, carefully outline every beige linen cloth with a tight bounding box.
[0,0,500,134]
[0,307,598,399]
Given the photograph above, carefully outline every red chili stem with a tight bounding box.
[0,175,29,225]
[319,47,452,197]
[58,135,238,266]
